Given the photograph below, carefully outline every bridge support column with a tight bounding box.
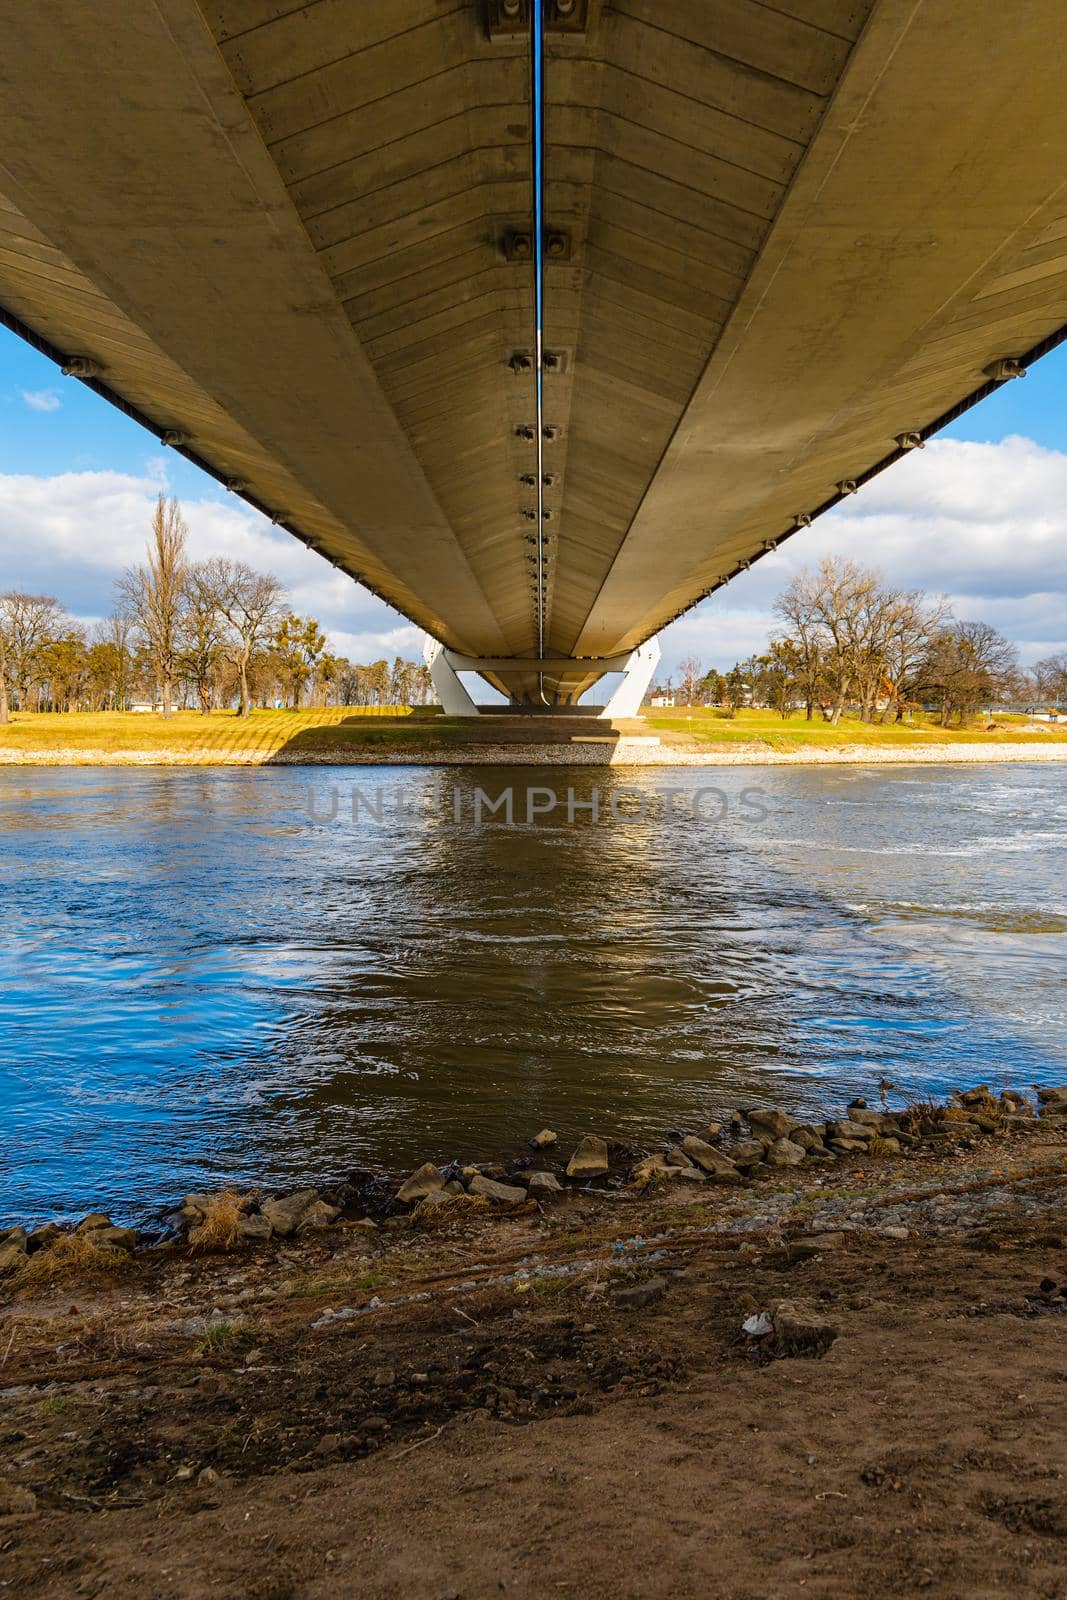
[423,636,480,716]
[597,639,660,718]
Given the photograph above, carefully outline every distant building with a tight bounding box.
[649,694,675,707]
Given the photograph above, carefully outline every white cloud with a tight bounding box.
[20,389,61,413]
[0,466,406,660]
[1,435,1064,679]
[660,435,1067,675]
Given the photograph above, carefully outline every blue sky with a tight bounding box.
[2,324,1066,673]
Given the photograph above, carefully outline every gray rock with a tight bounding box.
[636,1153,705,1184]
[765,1137,807,1168]
[566,1135,609,1179]
[613,1276,668,1309]
[415,1189,454,1212]
[468,1173,527,1205]
[791,1231,846,1254]
[27,1223,62,1253]
[828,1119,874,1143]
[730,1139,769,1169]
[261,1189,318,1237]
[296,1200,341,1232]
[846,1108,898,1132]
[771,1299,839,1358]
[680,1136,742,1182]
[76,1213,113,1233]
[93,1226,138,1253]
[828,1138,868,1155]
[235,1212,272,1242]
[530,1128,557,1149]
[396,1164,445,1205]
[746,1108,797,1141]
[527,1171,563,1200]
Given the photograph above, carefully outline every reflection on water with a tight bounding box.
[0,763,1065,1222]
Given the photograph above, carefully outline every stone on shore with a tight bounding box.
[93,1225,138,1253]
[530,1128,557,1149]
[729,1139,768,1169]
[261,1189,319,1237]
[634,1153,703,1184]
[566,1136,609,1179]
[296,1200,341,1232]
[846,1108,898,1132]
[468,1173,527,1205]
[396,1164,446,1204]
[765,1137,807,1168]
[527,1171,563,1200]
[27,1223,62,1253]
[76,1213,113,1233]
[680,1136,742,1183]
[791,1232,847,1255]
[828,1119,874,1143]
[613,1276,668,1309]
[771,1300,839,1358]
[746,1109,797,1141]
[235,1212,272,1242]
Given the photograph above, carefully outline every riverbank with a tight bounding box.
[2,1088,1066,1598]
[1,706,1066,765]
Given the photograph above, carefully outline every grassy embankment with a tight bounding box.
[0,704,1065,763]
[647,704,1067,747]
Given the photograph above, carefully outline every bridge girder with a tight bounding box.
[1,1,1066,703]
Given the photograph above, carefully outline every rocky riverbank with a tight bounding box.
[2,1083,1066,1599]
[1,1082,1064,1269]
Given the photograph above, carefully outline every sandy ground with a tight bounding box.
[2,1133,1066,1599]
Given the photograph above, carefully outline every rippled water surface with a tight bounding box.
[1,763,1065,1221]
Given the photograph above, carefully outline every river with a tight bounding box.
[1,763,1065,1222]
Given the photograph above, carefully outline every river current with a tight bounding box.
[1,763,1064,1222]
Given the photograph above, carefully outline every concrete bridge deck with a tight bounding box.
[1,1,1065,701]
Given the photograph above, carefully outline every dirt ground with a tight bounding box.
[2,1139,1066,1600]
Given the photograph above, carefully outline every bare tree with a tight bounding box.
[119,495,188,716]
[773,569,825,720]
[676,655,703,705]
[201,558,283,716]
[178,563,226,714]
[1034,650,1067,705]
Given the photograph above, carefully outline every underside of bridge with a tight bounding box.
[1,1,1066,705]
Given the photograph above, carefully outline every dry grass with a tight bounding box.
[187,1191,244,1252]
[12,1233,136,1291]
[409,1193,491,1229]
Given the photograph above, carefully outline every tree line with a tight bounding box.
[661,557,1065,725]
[0,494,433,721]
